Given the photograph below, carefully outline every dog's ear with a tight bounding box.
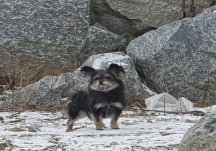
[108,64,125,76]
[81,66,96,76]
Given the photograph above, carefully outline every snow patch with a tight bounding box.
[92,53,130,69]
[0,109,207,151]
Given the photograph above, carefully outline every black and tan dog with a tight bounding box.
[66,64,126,132]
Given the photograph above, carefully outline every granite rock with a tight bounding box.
[3,52,155,107]
[0,0,126,86]
[126,6,216,102]
[91,0,214,42]
[178,111,216,151]
[4,75,68,108]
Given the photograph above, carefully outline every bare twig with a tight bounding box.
[164,97,165,116]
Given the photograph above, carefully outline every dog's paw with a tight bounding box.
[66,129,73,132]
[96,127,104,130]
[111,127,120,129]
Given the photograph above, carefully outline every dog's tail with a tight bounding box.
[70,91,87,100]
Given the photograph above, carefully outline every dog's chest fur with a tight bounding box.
[89,88,126,117]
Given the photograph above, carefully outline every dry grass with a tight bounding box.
[0,142,7,151]
[0,140,13,150]
[0,104,66,113]
[0,65,70,113]
[194,100,216,107]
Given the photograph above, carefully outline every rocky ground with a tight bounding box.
[0,109,206,151]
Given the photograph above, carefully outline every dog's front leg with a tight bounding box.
[102,122,107,128]
[91,114,103,130]
[111,108,122,129]
[95,116,104,130]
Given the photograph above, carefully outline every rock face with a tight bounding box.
[105,0,183,28]
[3,75,68,108]
[90,0,156,43]
[0,0,126,86]
[178,111,216,151]
[91,0,214,42]
[3,52,155,108]
[126,6,216,102]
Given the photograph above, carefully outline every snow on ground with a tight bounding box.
[0,109,206,151]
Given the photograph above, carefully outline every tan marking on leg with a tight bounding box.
[102,122,107,128]
[90,114,96,123]
[66,118,75,132]
[111,116,119,129]
[91,114,103,130]
[95,120,103,130]
[66,112,87,132]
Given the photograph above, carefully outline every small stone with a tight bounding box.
[110,141,118,146]
[0,116,4,122]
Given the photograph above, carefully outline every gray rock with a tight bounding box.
[4,75,68,108]
[105,0,183,28]
[178,112,216,151]
[91,0,214,42]
[64,51,155,104]
[91,0,150,43]
[107,0,215,27]
[184,0,216,17]
[0,0,126,86]
[3,52,154,108]
[91,0,216,42]
[126,6,216,102]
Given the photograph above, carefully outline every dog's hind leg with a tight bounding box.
[91,112,103,130]
[66,111,86,132]
[89,113,105,128]
[111,108,122,129]
[66,118,75,132]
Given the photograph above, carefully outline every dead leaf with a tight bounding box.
[0,142,7,150]
[9,127,25,132]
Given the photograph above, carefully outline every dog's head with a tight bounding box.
[81,64,125,92]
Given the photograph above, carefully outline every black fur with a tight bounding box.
[66,64,126,131]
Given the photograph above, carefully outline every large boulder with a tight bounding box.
[178,111,216,151]
[126,6,216,102]
[91,0,214,42]
[105,0,183,28]
[3,52,155,108]
[0,0,126,86]
[64,51,155,104]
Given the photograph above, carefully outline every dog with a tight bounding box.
[66,63,126,132]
